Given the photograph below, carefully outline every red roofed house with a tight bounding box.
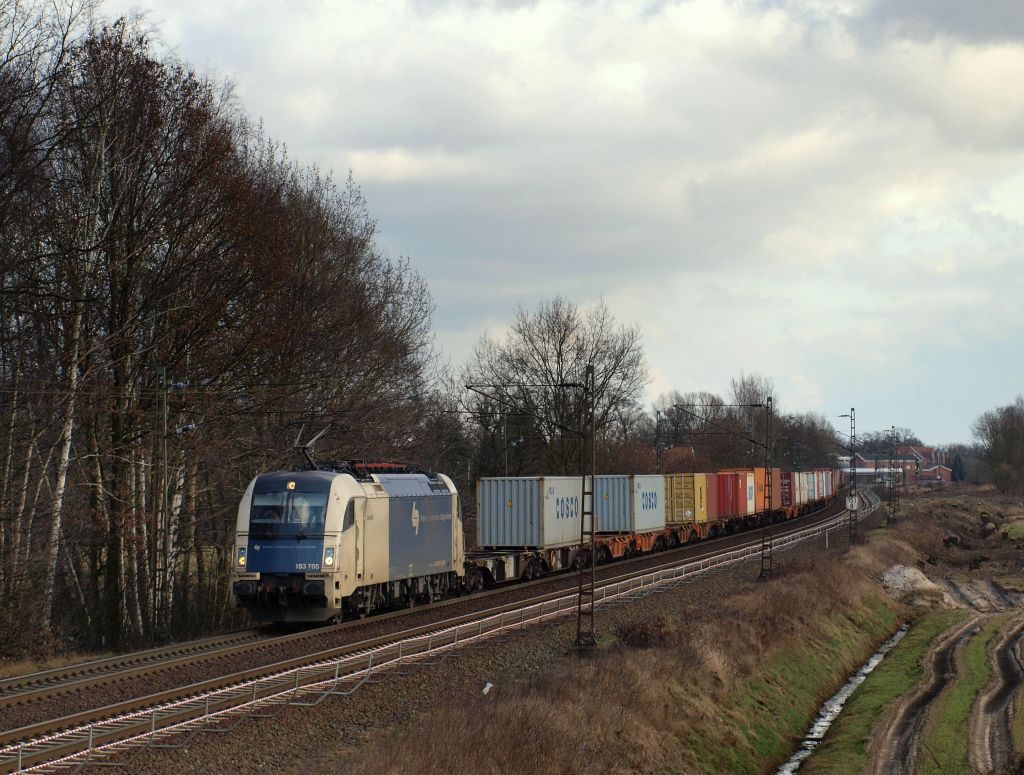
[897,446,949,467]
[916,465,952,483]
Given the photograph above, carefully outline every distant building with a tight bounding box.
[916,465,953,483]
[853,451,953,483]
[855,452,919,483]
[897,446,948,467]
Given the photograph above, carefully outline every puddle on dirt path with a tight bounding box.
[775,624,910,774]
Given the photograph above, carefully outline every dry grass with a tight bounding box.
[347,553,900,775]
[0,652,112,679]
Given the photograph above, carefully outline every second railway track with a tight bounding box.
[0,631,272,709]
[4,501,872,773]
[0,497,865,772]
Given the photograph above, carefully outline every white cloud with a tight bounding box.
[106,0,1024,442]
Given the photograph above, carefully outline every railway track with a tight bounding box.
[0,498,865,773]
[0,499,850,724]
[0,631,273,710]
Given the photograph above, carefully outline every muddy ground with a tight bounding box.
[860,487,1024,775]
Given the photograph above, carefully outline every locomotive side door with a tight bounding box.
[353,496,366,584]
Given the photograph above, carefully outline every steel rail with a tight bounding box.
[0,498,847,714]
[0,631,274,710]
[1,497,874,773]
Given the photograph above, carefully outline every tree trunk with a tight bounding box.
[42,305,82,631]
[23,443,55,571]
[0,343,21,592]
[8,429,36,597]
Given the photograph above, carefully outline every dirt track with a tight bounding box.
[970,615,1024,774]
[867,615,981,775]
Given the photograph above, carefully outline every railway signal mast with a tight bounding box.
[892,425,900,520]
[887,425,898,524]
[575,365,597,651]
[759,396,774,580]
[841,408,858,543]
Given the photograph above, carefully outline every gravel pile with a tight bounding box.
[878,565,942,601]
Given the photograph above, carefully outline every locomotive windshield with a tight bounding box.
[251,492,328,529]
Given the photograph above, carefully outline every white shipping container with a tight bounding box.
[631,475,666,533]
[542,477,585,547]
[744,473,756,515]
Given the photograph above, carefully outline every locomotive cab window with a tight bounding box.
[251,492,328,528]
[288,493,328,527]
[342,500,355,530]
[251,493,287,523]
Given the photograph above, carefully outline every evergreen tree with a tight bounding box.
[952,454,965,482]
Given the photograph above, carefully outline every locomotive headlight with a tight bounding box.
[323,547,335,568]
[236,547,247,568]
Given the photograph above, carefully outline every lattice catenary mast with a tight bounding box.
[574,365,597,651]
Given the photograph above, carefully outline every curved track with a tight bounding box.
[2,500,848,726]
[0,499,857,772]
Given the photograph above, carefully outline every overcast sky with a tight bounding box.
[106,0,1024,444]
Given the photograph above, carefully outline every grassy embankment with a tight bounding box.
[804,609,969,774]
[687,593,901,773]
[1005,521,1024,540]
[349,554,902,775]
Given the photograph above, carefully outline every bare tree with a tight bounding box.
[0,14,441,654]
[463,297,648,474]
[974,397,1024,495]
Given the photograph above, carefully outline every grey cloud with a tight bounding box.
[852,0,1024,45]
[740,0,1024,46]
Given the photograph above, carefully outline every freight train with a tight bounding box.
[231,463,839,623]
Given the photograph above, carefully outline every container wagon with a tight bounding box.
[473,475,676,580]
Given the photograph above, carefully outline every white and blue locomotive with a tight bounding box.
[231,464,465,623]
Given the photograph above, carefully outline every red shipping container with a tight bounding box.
[715,473,732,519]
[780,471,794,508]
[719,467,783,513]
[706,473,719,522]
[716,472,747,519]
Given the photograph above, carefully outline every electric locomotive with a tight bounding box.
[231,462,464,623]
